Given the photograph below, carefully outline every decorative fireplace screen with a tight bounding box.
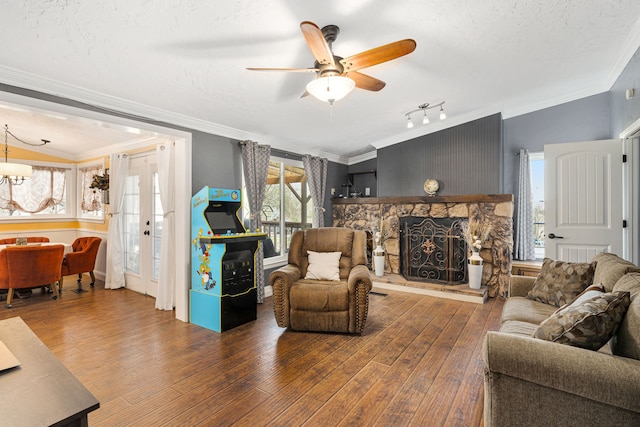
[399,216,468,284]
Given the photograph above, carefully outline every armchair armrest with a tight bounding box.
[269,264,301,328]
[347,264,373,294]
[483,332,640,420]
[508,275,536,297]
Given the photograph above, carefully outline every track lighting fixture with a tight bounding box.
[404,101,446,128]
[406,115,414,129]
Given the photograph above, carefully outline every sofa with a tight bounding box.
[483,252,640,426]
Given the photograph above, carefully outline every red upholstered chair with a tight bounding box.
[0,236,50,244]
[60,237,102,292]
[0,245,64,308]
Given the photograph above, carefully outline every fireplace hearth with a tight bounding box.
[400,217,467,284]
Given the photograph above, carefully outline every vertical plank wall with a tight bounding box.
[377,113,503,197]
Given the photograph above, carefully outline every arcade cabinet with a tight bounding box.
[190,187,266,332]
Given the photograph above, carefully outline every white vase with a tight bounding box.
[373,245,385,277]
[468,251,483,289]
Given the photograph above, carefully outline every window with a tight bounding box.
[530,152,544,259]
[245,157,314,263]
[79,164,106,220]
[0,165,71,218]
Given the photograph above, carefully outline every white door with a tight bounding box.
[123,155,162,296]
[545,139,623,262]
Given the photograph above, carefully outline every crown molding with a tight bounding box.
[347,150,377,165]
[605,15,640,89]
[0,65,259,143]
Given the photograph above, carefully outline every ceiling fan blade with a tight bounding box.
[340,39,416,72]
[347,71,386,91]
[300,21,336,67]
[246,67,318,73]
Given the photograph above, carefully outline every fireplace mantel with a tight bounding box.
[332,194,514,297]
[332,194,513,205]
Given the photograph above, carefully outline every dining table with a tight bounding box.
[0,242,73,255]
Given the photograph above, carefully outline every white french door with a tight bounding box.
[123,154,162,297]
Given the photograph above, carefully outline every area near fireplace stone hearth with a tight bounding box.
[332,194,514,298]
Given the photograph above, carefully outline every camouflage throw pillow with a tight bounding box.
[527,258,595,307]
[533,291,631,351]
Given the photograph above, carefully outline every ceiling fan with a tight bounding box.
[247,21,416,104]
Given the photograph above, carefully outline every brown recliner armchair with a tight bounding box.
[270,227,372,334]
[60,237,101,292]
[0,245,65,308]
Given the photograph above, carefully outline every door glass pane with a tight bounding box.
[152,172,162,280]
[124,175,140,274]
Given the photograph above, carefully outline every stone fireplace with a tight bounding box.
[332,194,513,297]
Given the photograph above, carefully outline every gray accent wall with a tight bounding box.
[503,92,611,199]
[610,46,640,137]
[191,133,242,194]
[348,158,377,198]
[377,113,503,197]
[326,160,348,225]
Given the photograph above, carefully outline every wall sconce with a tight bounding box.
[405,101,446,129]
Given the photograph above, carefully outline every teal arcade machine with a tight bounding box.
[190,187,266,332]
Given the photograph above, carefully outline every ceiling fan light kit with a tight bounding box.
[306,75,355,104]
[405,102,446,129]
[248,21,416,104]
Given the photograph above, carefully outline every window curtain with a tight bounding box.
[105,153,129,289]
[155,142,176,310]
[240,140,270,303]
[79,165,103,212]
[302,154,328,228]
[514,148,536,260]
[0,166,67,213]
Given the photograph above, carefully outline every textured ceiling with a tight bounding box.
[1,1,640,162]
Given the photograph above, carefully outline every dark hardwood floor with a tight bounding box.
[0,279,504,426]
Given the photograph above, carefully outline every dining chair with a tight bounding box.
[60,237,102,293]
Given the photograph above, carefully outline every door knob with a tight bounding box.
[144,230,150,236]
[548,233,564,239]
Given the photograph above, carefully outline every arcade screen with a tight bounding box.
[205,210,243,234]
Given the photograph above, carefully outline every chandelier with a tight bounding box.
[0,124,50,185]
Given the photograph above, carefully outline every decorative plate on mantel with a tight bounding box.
[423,179,439,196]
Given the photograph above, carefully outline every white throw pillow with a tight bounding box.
[305,251,342,281]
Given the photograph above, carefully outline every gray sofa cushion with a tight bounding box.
[593,252,640,292]
[499,319,539,336]
[611,272,640,360]
[501,296,556,325]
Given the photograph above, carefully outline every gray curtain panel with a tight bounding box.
[302,154,328,228]
[240,140,271,303]
[514,148,536,260]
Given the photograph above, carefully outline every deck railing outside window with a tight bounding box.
[261,220,311,257]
